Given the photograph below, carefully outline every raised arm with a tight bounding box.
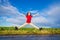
[20,13,25,17]
[33,13,39,16]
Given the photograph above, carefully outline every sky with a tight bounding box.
[0,0,60,28]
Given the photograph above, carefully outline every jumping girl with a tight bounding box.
[18,12,39,29]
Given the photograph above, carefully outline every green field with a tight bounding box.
[0,27,60,35]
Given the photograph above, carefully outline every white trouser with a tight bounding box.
[18,23,39,29]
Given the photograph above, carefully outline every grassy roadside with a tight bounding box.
[0,27,60,35]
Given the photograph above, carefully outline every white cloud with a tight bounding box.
[29,10,39,13]
[0,5,22,17]
[32,5,60,27]
[32,16,48,23]
[6,17,25,24]
[0,0,25,26]
[0,0,60,28]
[47,5,60,16]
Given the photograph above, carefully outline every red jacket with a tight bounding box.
[26,15,32,23]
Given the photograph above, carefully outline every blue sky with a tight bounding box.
[9,0,60,12]
[0,0,60,28]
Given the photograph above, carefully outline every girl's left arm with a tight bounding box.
[33,13,39,16]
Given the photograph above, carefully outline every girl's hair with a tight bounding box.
[26,12,32,16]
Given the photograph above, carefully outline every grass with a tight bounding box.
[0,27,60,35]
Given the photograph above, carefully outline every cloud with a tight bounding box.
[29,10,39,13]
[0,0,60,28]
[6,17,25,24]
[0,0,25,26]
[32,16,48,23]
[32,5,60,27]
[0,5,22,17]
[47,5,60,27]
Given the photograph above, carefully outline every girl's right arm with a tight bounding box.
[20,14,25,17]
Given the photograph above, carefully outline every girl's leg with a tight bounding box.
[29,23,39,29]
[18,23,27,29]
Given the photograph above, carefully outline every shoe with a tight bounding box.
[15,26,18,30]
[39,28,42,30]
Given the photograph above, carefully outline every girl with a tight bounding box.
[18,12,39,29]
